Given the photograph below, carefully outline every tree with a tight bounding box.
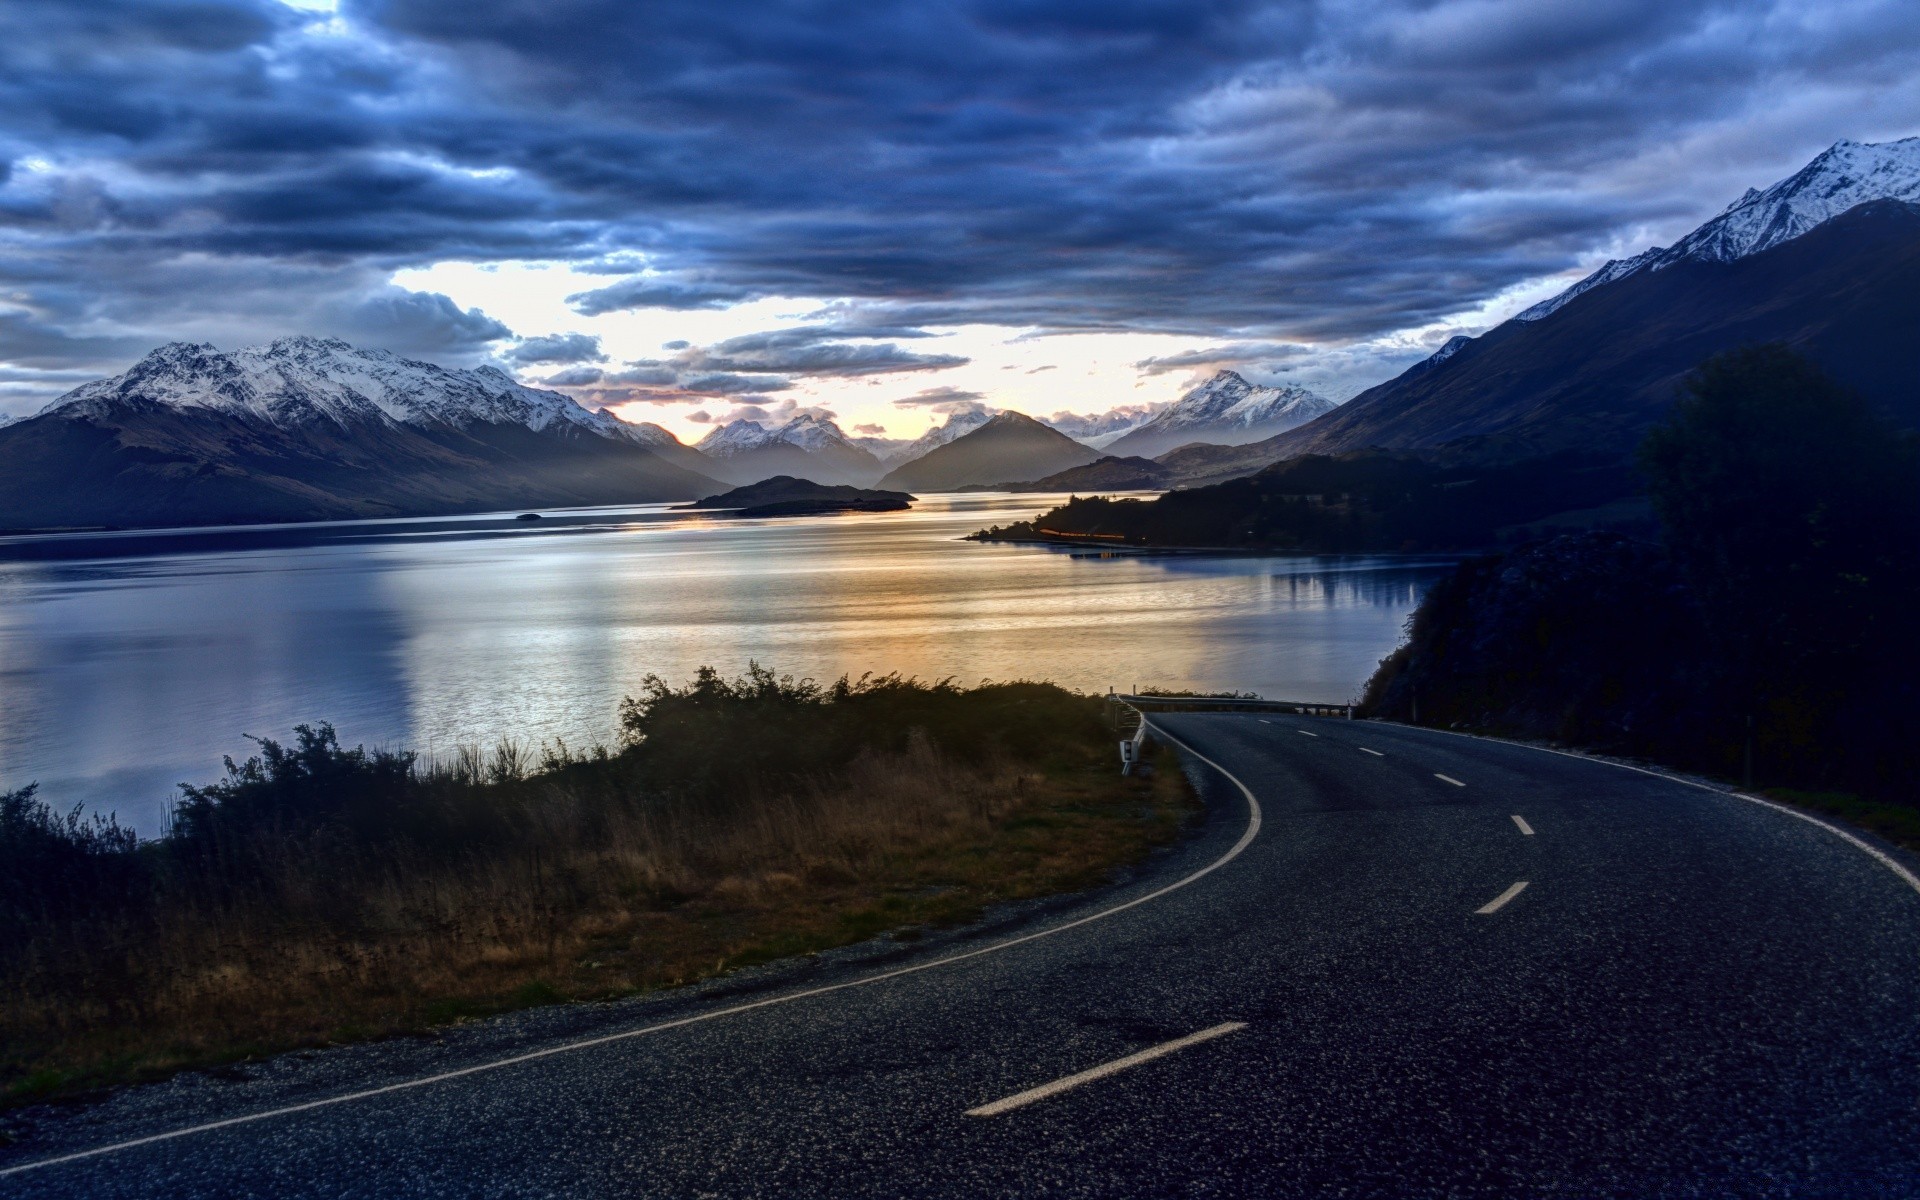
[1638,344,1920,788]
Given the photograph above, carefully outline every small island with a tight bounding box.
[680,475,916,517]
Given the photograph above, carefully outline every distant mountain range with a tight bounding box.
[0,337,722,530]
[693,414,885,486]
[1102,371,1335,459]
[1160,137,1920,482]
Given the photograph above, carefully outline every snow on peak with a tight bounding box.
[694,419,775,455]
[774,412,856,452]
[42,337,626,439]
[1145,370,1334,433]
[694,413,859,458]
[1518,137,1920,322]
[890,407,994,462]
[596,408,690,451]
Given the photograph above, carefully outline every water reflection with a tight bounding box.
[0,493,1454,833]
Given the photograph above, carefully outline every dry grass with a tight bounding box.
[3,720,1192,1103]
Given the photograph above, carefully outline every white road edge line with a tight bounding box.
[1511,814,1535,836]
[1435,773,1466,787]
[0,716,1263,1180]
[1476,881,1529,914]
[1401,723,1920,898]
[966,1022,1247,1118]
[1360,748,1384,757]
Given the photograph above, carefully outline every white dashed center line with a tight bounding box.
[966,1022,1248,1117]
[1298,730,1317,737]
[1511,814,1534,836]
[1359,748,1384,757]
[1435,773,1466,787]
[1475,881,1529,914]
[1258,719,1272,725]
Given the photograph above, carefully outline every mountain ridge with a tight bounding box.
[877,411,1099,491]
[1104,370,1334,459]
[0,337,723,531]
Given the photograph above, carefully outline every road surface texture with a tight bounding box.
[4,714,1918,1197]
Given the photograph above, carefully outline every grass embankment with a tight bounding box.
[1760,790,1920,854]
[0,669,1194,1105]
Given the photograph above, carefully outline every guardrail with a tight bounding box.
[1112,694,1352,717]
[1106,693,1353,774]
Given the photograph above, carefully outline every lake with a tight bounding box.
[0,493,1455,834]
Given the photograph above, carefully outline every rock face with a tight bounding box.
[1103,371,1335,459]
[692,414,885,486]
[682,475,914,517]
[877,411,1100,491]
[0,337,722,531]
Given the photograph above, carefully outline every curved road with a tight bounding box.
[5,714,1919,1197]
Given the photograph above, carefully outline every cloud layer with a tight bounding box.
[3,0,1919,412]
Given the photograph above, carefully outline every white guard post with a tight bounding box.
[1119,718,1148,774]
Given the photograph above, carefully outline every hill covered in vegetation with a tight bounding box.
[973,449,1642,553]
[1361,346,1920,805]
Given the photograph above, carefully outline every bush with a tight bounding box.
[0,783,138,930]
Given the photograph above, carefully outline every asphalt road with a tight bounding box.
[5,714,1919,1198]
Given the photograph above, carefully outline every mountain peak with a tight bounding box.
[1101,369,1335,457]
[1520,136,1920,322]
[42,336,624,438]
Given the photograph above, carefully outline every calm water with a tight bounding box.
[0,493,1453,834]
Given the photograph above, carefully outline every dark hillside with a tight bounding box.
[1168,199,1920,480]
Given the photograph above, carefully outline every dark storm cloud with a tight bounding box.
[568,277,761,314]
[1135,342,1310,375]
[5,0,1920,411]
[327,288,512,353]
[503,332,602,365]
[678,329,968,378]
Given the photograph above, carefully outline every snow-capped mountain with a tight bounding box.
[2,337,721,530]
[1042,408,1156,449]
[1103,371,1336,459]
[884,408,995,466]
[43,337,633,439]
[1519,137,1920,321]
[1416,335,1472,371]
[591,408,721,477]
[0,412,14,429]
[694,413,861,457]
[693,414,884,485]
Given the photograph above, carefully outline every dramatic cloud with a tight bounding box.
[327,289,512,355]
[893,386,986,409]
[4,0,1920,413]
[1134,343,1311,376]
[503,332,603,365]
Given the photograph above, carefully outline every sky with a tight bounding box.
[3,0,1919,442]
